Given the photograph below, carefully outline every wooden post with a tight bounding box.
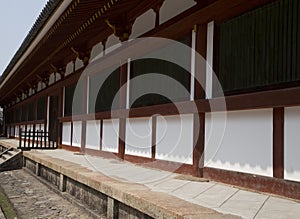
[193,24,207,177]
[273,107,284,178]
[58,86,64,146]
[81,76,88,153]
[118,63,127,159]
[151,116,157,160]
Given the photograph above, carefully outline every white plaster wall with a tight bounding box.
[20,125,25,139]
[159,0,196,24]
[125,117,152,158]
[28,125,33,140]
[90,42,103,61]
[15,126,19,137]
[65,61,74,76]
[205,109,273,177]
[55,73,61,81]
[62,122,71,145]
[10,126,14,137]
[72,121,82,147]
[102,119,119,153]
[86,120,101,150]
[105,34,121,54]
[284,107,300,182]
[75,57,84,71]
[39,124,45,131]
[130,9,155,39]
[49,73,55,85]
[156,114,194,164]
[37,82,42,92]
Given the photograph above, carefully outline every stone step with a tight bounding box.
[1,154,11,160]
[6,150,18,156]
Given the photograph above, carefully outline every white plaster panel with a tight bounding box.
[75,57,84,71]
[156,114,194,164]
[90,42,103,61]
[159,0,196,24]
[62,122,71,145]
[284,107,300,182]
[86,120,101,150]
[15,126,19,137]
[65,61,74,76]
[102,119,119,153]
[125,117,152,158]
[39,124,45,131]
[130,9,155,39]
[49,73,55,85]
[72,121,82,147]
[10,126,14,137]
[206,21,214,99]
[205,109,273,177]
[105,35,121,54]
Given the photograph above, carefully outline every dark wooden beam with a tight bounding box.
[273,107,284,178]
[151,116,157,160]
[118,63,128,159]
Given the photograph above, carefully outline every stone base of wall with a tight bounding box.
[23,157,152,219]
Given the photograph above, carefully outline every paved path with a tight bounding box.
[0,169,104,219]
[37,149,300,219]
[0,208,5,219]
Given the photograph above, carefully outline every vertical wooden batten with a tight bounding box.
[151,116,157,160]
[58,86,64,146]
[193,24,207,177]
[273,107,284,178]
[118,63,128,159]
[81,75,88,153]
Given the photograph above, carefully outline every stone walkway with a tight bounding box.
[36,149,300,219]
[0,208,5,219]
[0,169,104,219]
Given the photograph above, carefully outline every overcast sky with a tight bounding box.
[0,0,48,75]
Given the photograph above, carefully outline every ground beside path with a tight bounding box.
[0,169,104,219]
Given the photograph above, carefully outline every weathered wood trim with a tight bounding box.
[151,116,157,160]
[81,76,88,153]
[273,107,284,178]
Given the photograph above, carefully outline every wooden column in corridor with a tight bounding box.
[193,24,207,177]
[118,63,127,159]
[273,107,284,178]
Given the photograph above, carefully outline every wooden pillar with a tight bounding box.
[110,19,133,160]
[58,86,64,146]
[193,24,207,177]
[151,116,157,160]
[81,75,88,153]
[118,63,127,159]
[273,107,284,178]
[44,95,48,133]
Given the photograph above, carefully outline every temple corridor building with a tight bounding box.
[0,0,300,200]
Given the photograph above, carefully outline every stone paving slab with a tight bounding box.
[217,190,268,219]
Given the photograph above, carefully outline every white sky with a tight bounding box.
[0,0,49,75]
